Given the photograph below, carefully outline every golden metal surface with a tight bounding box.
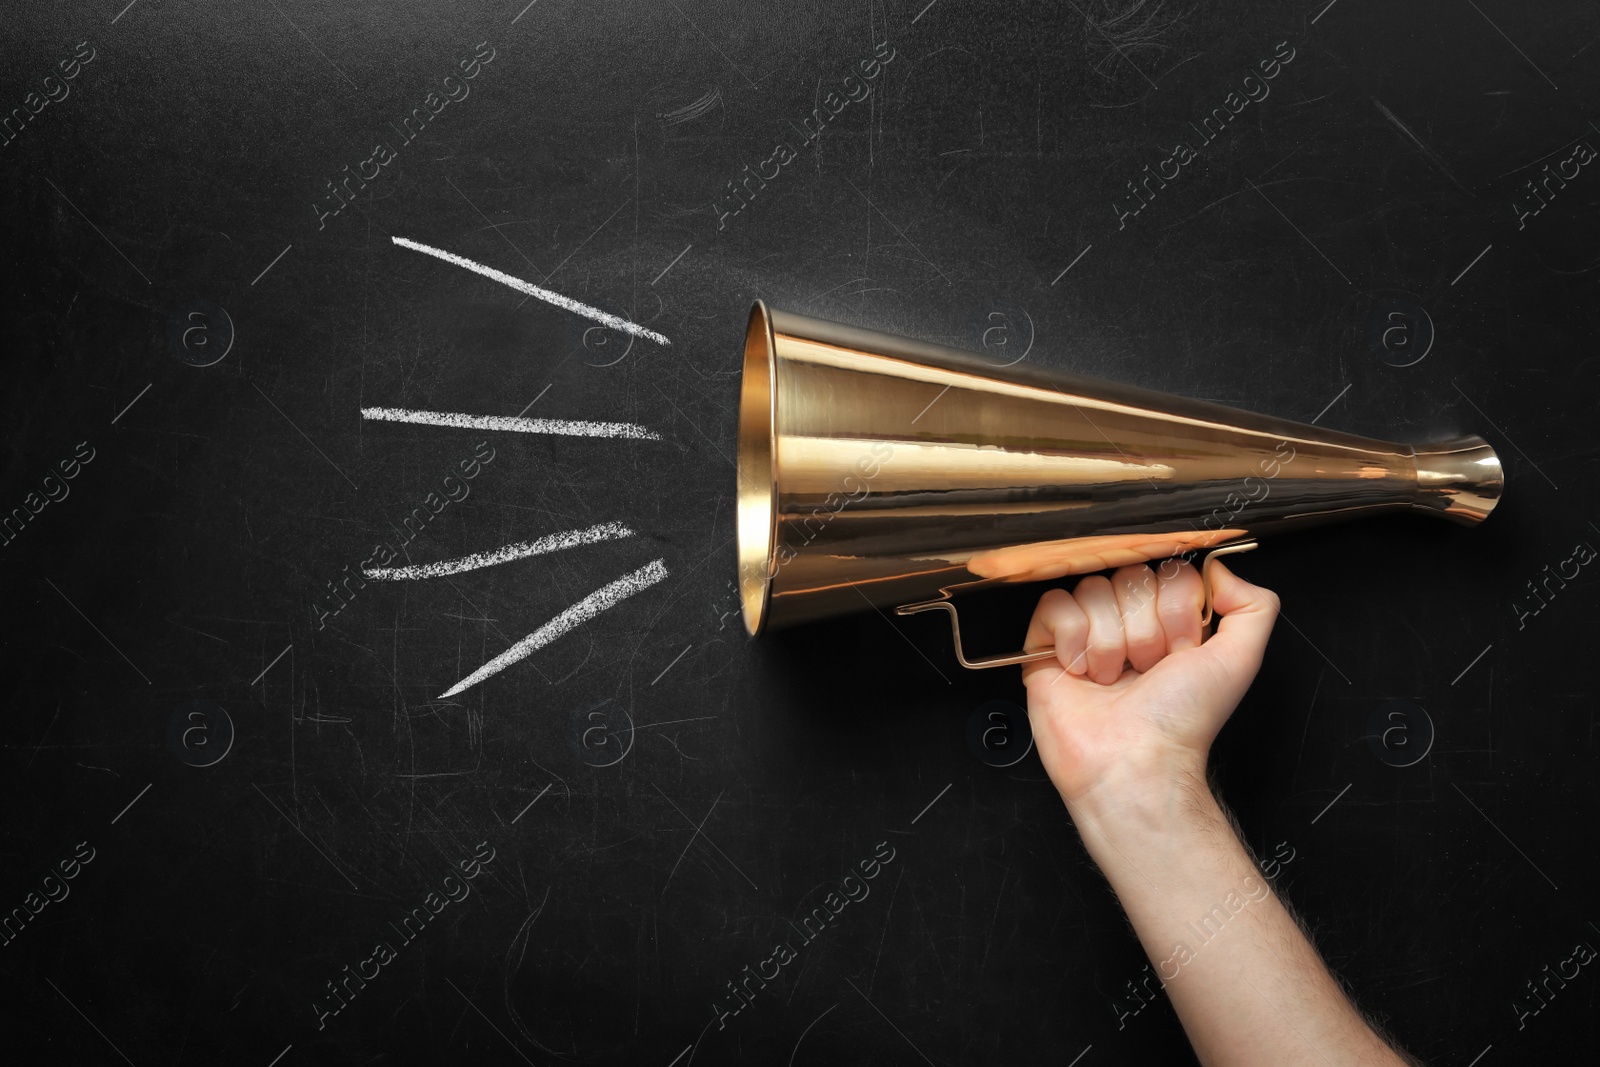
[736,302,1503,661]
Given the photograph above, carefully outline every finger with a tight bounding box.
[1111,565,1164,673]
[1155,559,1205,653]
[1201,558,1280,692]
[1021,588,1090,684]
[1074,575,1126,685]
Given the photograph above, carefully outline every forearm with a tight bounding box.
[1067,765,1408,1066]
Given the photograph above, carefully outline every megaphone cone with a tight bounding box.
[736,302,1501,666]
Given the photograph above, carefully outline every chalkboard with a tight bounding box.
[4,1,1597,1063]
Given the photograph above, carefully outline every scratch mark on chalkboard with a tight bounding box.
[447,176,545,277]
[391,235,672,345]
[24,698,62,770]
[866,867,904,996]
[439,559,669,697]
[908,889,948,983]
[365,522,635,580]
[1291,666,1324,789]
[659,87,722,126]
[637,716,717,731]
[362,406,662,440]
[650,384,734,465]
[842,177,951,286]
[654,783,759,891]
[503,886,573,1056]
[166,616,228,645]
[657,733,701,762]
[980,867,1010,976]
[1370,98,1473,198]
[672,1015,721,1067]
[788,1003,838,1066]
[660,787,726,893]
[526,758,571,808]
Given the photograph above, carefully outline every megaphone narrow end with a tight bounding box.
[1412,434,1503,525]
[737,301,778,636]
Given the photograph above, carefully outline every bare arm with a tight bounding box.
[1023,560,1413,1066]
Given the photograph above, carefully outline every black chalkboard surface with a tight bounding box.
[4,1,1597,1064]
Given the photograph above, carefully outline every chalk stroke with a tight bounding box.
[391,235,671,346]
[362,406,661,440]
[439,559,669,698]
[365,522,634,580]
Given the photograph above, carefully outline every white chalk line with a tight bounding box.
[365,522,634,580]
[361,406,662,440]
[439,559,669,698]
[391,235,671,346]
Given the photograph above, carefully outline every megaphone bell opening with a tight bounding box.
[737,301,778,637]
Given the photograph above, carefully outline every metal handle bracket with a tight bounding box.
[895,540,1260,670]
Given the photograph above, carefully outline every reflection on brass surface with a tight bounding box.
[736,302,1504,655]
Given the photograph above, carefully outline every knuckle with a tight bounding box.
[1075,574,1111,597]
[1113,563,1151,585]
[1125,613,1163,642]
[1056,611,1089,640]
[1158,594,1197,623]
[1038,587,1074,610]
[1087,638,1123,660]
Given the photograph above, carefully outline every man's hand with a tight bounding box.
[1021,558,1278,811]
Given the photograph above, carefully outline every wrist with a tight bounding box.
[1063,751,1227,863]
[1064,748,1214,830]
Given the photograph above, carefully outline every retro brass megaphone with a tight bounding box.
[736,302,1502,668]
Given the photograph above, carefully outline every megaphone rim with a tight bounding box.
[737,300,778,637]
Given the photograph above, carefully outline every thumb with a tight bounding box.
[1199,557,1280,690]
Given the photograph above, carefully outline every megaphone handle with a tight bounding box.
[896,540,1260,670]
[1199,540,1259,627]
